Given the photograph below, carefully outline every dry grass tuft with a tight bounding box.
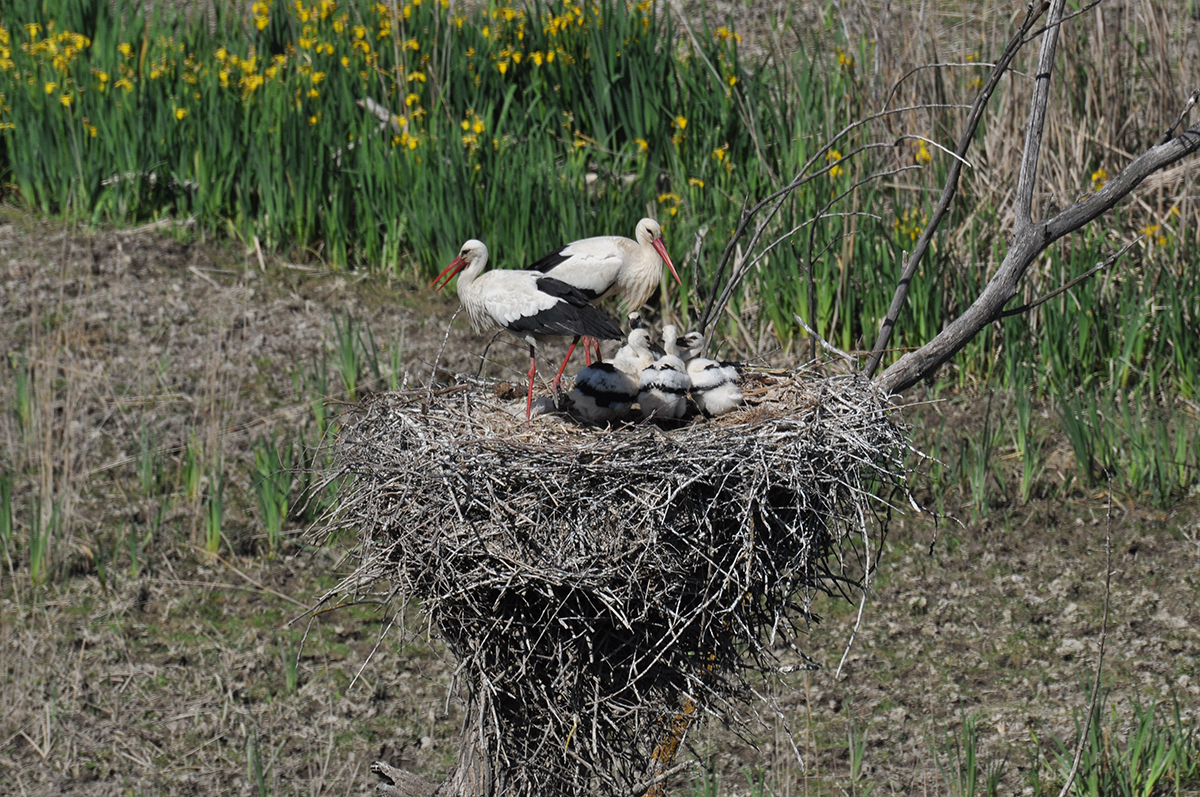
[320,370,911,795]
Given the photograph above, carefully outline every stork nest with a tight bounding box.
[321,368,911,797]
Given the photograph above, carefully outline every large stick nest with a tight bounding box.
[324,369,910,796]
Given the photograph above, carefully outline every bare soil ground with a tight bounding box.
[1,214,1198,796]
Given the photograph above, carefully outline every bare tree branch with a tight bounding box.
[697,104,968,335]
[876,120,1200,395]
[1014,0,1067,236]
[997,237,1140,318]
[863,1,1049,377]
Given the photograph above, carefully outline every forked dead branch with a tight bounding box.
[321,372,909,796]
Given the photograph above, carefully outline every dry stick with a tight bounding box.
[1055,483,1114,797]
[425,305,462,410]
[697,103,966,334]
[998,237,1140,318]
[864,0,1049,377]
[198,548,308,609]
[793,314,856,365]
[1013,0,1066,236]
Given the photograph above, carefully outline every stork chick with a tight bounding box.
[638,325,690,420]
[672,330,742,417]
[568,327,654,424]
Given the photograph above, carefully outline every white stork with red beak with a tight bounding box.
[526,218,682,391]
[430,240,624,419]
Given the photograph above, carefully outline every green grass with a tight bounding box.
[250,434,294,557]
[1047,693,1200,797]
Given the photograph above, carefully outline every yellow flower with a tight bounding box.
[460,119,470,130]
[44,81,58,94]
[341,56,349,67]
[498,60,508,75]
[219,69,229,88]
[826,149,844,179]
[915,141,931,165]
[405,92,419,107]
[688,177,705,188]
[714,26,740,44]
[403,38,419,51]
[673,115,687,130]
[531,51,544,66]
[353,24,366,38]
[83,119,97,137]
[837,48,855,69]
[115,77,133,91]
[175,107,188,120]
[711,145,727,161]
[408,71,426,82]
[98,70,109,83]
[1091,167,1107,191]
[472,119,484,134]
[311,71,325,83]
[726,75,737,87]
[256,15,269,30]
[634,138,648,153]
[25,23,42,39]
[307,88,319,97]
[968,77,984,91]
[310,112,320,125]
[482,26,490,38]
[119,42,133,58]
[60,93,72,107]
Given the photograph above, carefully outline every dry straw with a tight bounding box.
[321,368,910,796]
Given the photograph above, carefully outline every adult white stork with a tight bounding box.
[568,327,655,424]
[637,325,690,420]
[528,218,682,392]
[430,240,624,419]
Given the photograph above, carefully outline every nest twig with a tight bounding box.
[320,368,910,796]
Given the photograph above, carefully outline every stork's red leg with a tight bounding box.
[583,339,593,366]
[551,336,580,401]
[585,336,602,362]
[526,347,538,421]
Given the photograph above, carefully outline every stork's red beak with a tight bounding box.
[430,255,467,292]
[652,238,682,286]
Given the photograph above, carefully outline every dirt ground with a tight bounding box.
[1,214,1198,796]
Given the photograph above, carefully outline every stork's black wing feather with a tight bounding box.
[526,248,572,274]
[508,286,623,341]
[534,276,596,307]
